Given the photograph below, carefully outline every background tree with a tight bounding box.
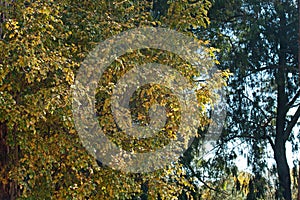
[194,0,299,199]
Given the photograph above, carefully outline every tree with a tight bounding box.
[195,0,299,199]
[0,0,227,199]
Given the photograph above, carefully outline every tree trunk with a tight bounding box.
[297,0,300,198]
[274,138,292,200]
[0,123,10,199]
[297,161,300,200]
[0,123,19,200]
[298,0,300,80]
[274,1,292,199]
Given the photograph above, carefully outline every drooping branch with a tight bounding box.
[182,159,229,195]
[221,128,275,152]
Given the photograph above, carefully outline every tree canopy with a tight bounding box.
[0,0,229,199]
[2,0,298,199]
[195,0,299,199]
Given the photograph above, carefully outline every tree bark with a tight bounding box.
[0,1,10,199]
[297,0,300,198]
[298,0,300,81]
[274,81,292,200]
[274,1,292,199]
[297,161,300,200]
[297,2,300,199]
[0,123,10,200]
[0,123,19,200]
[274,139,292,200]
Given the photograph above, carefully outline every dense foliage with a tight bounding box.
[0,0,230,199]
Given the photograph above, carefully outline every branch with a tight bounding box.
[262,129,275,152]
[291,102,300,108]
[182,161,228,196]
[222,34,235,51]
[266,135,275,152]
[209,8,249,24]
[284,105,300,141]
[223,116,276,151]
[245,64,298,77]
[286,89,300,109]
[241,93,270,119]
[222,132,275,152]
